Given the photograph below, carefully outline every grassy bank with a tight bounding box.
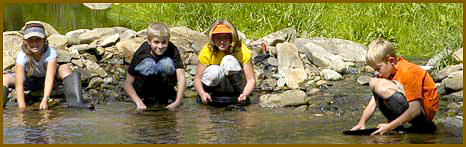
[109,3,463,59]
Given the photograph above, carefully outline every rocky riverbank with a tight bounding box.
[3,21,463,136]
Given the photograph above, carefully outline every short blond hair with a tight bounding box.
[366,38,397,66]
[147,22,170,40]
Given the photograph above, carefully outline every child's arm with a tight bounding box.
[238,61,256,102]
[194,63,211,104]
[166,68,185,110]
[123,73,146,111]
[352,96,377,130]
[15,64,26,109]
[371,100,422,135]
[39,59,58,110]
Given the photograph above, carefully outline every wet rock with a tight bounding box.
[321,69,343,81]
[357,75,370,85]
[452,48,463,62]
[47,34,68,50]
[251,28,297,47]
[259,78,277,91]
[87,77,103,89]
[306,38,367,63]
[99,33,119,47]
[442,70,463,92]
[426,48,453,66]
[3,31,23,70]
[316,80,332,87]
[439,117,463,137]
[23,21,60,37]
[83,3,113,10]
[277,42,307,89]
[434,64,463,82]
[66,29,90,45]
[302,42,346,73]
[294,105,309,112]
[83,59,108,77]
[259,90,308,107]
[56,49,79,63]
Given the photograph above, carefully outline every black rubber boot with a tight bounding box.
[63,71,95,109]
[3,86,9,108]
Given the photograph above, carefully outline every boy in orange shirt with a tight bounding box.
[351,38,439,135]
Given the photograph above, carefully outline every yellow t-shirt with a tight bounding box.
[198,43,251,66]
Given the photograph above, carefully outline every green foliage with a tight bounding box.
[108,3,462,58]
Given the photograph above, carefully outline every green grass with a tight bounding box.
[107,3,462,58]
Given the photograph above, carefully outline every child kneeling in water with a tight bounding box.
[194,18,256,107]
[3,22,93,110]
[124,22,186,112]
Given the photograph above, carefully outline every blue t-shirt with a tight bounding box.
[16,47,57,78]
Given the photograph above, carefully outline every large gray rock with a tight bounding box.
[442,70,463,92]
[170,26,208,64]
[78,28,118,44]
[306,38,367,63]
[22,21,60,37]
[115,38,145,63]
[3,31,23,70]
[439,117,463,137]
[259,90,308,107]
[302,42,346,73]
[83,3,113,10]
[251,28,297,47]
[321,69,343,81]
[66,29,90,45]
[47,34,68,50]
[426,48,453,66]
[434,64,463,82]
[277,42,307,89]
[83,59,108,78]
[453,48,463,62]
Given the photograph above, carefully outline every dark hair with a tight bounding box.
[21,23,49,77]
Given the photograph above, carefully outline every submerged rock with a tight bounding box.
[259,90,308,108]
[357,75,370,85]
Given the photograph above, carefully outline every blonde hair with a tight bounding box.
[21,23,49,77]
[366,38,397,67]
[147,22,170,40]
[206,18,241,54]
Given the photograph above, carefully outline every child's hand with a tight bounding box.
[166,101,181,110]
[136,102,147,112]
[237,93,247,103]
[39,100,48,110]
[200,92,212,104]
[371,123,391,135]
[351,123,366,131]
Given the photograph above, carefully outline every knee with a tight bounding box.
[370,79,398,99]
[158,57,175,75]
[58,64,72,77]
[3,75,14,87]
[220,55,242,75]
[201,65,223,86]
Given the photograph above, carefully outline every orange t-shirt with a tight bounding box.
[392,58,439,121]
